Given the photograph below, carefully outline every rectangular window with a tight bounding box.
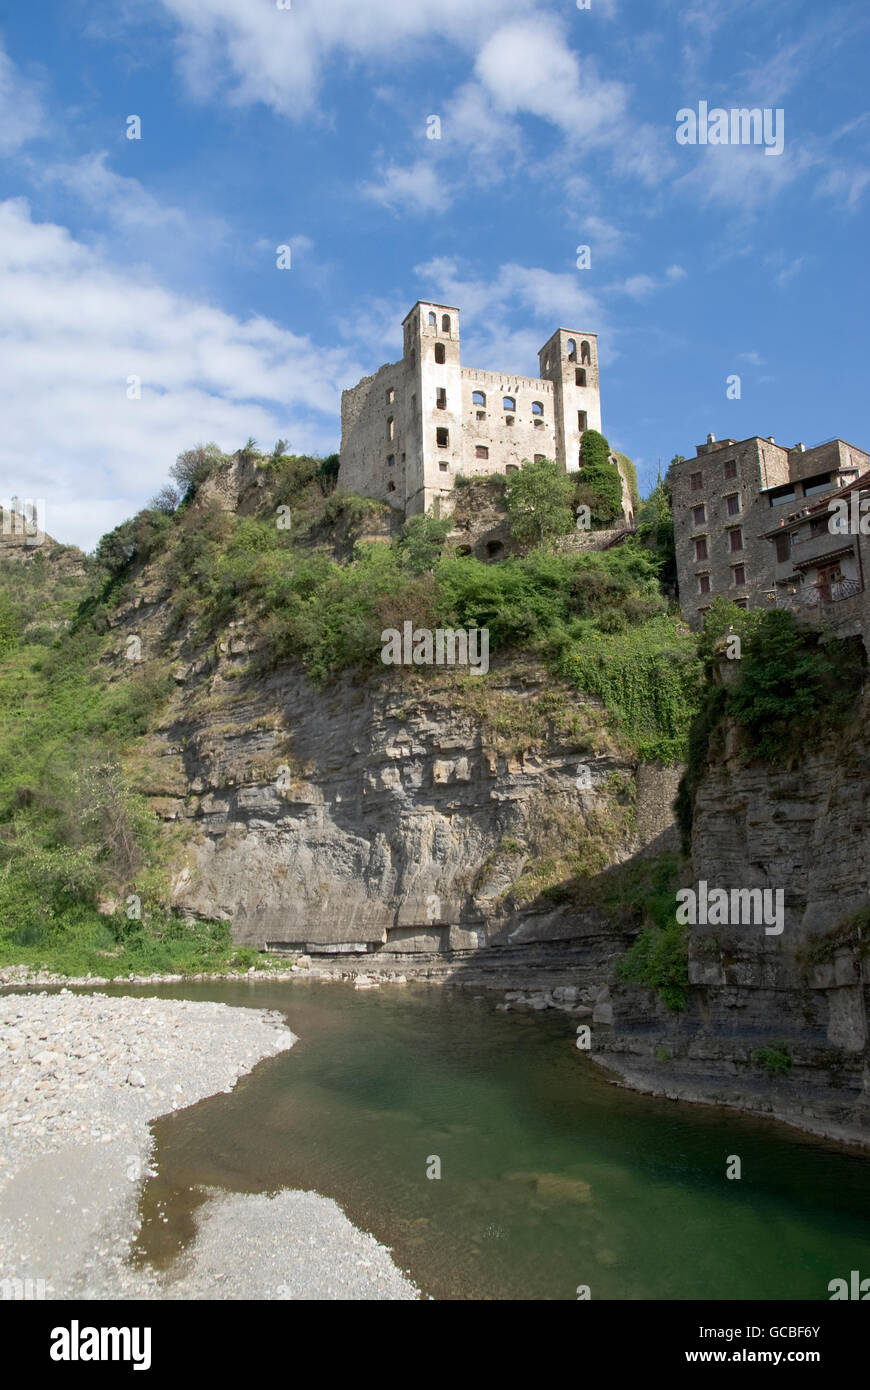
[439,461,449,472]
[475,410,486,420]
[578,411,588,431]
[534,454,545,463]
[732,564,745,586]
[726,493,740,516]
[694,537,708,562]
[724,459,737,480]
[387,455,395,468]
[505,415,515,426]
[436,388,447,410]
[387,417,395,440]
[734,598,748,609]
[475,445,489,459]
[436,427,449,448]
[386,388,395,404]
[698,574,711,595]
[505,464,519,473]
[575,368,586,387]
[729,528,744,552]
[692,505,705,527]
[775,533,789,562]
[691,471,703,491]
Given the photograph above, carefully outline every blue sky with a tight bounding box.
[0,0,868,549]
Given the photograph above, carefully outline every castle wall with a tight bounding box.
[457,368,556,478]
[338,302,605,516]
[339,360,409,507]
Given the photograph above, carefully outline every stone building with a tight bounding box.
[338,301,604,516]
[668,434,869,628]
[761,472,870,649]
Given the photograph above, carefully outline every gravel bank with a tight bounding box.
[0,991,419,1300]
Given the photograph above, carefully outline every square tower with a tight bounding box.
[402,302,462,515]
[538,330,602,472]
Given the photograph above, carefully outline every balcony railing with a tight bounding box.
[828,576,863,602]
[776,576,863,613]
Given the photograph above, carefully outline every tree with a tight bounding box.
[505,457,575,545]
[636,475,676,590]
[170,443,224,497]
[577,430,623,524]
[149,485,180,514]
[398,514,452,573]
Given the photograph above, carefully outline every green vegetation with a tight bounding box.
[677,597,866,848]
[616,919,689,1012]
[10,438,855,980]
[796,906,870,974]
[753,1043,793,1074]
[560,614,701,763]
[576,429,624,525]
[504,456,575,544]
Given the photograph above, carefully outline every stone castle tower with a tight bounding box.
[338,302,603,515]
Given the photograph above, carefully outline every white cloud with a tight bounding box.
[361,160,448,215]
[0,41,45,153]
[412,255,606,372]
[156,0,535,119]
[608,266,687,299]
[0,198,362,550]
[474,18,627,139]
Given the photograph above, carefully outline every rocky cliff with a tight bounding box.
[596,685,870,1147]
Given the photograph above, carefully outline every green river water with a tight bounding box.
[106,978,870,1300]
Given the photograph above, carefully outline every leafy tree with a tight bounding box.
[577,430,623,524]
[636,475,676,589]
[150,484,180,514]
[398,514,452,573]
[170,442,225,497]
[504,457,575,544]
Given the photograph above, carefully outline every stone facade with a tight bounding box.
[339,302,604,516]
[668,433,869,628]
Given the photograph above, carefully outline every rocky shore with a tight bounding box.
[0,991,418,1300]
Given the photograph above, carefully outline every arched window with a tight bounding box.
[567,338,577,361]
[503,396,516,411]
[441,314,451,332]
[531,401,543,416]
[472,390,486,407]
[428,311,436,326]
[387,416,395,440]
[580,340,591,364]
[435,343,446,364]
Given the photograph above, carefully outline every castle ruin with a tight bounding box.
[338,301,604,515]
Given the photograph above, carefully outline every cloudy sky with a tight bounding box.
[1,0,868,549]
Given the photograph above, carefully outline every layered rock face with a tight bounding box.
[157,659,679,980]
[598,695,870,1146]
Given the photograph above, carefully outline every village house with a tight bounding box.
[668,434,870,628]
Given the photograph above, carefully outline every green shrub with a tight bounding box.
[616,919,689,1011]
[578,430,623,524]
[504,457,575,544]
[753,1043,792,1074]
